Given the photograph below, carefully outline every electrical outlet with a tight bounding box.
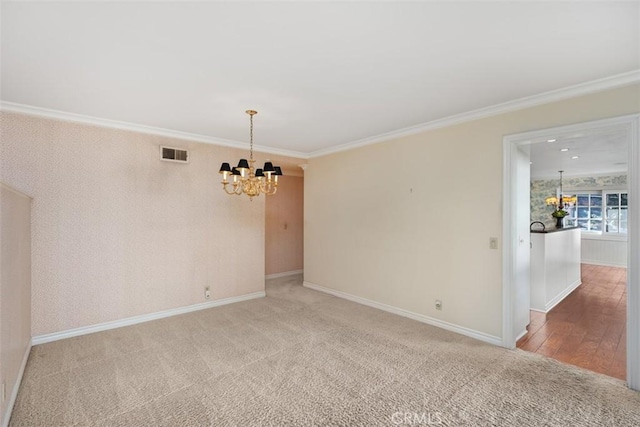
[489,237,498,250]
[435,300,442,310]
[205,287,211,300]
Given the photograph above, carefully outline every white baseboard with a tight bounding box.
[303,281,502,346]
[516,329,528,342]
[265,269,303,280]
[582,260,628,268]
[544,279,582,313]
[32,291,265,345]
[2,339,31,427]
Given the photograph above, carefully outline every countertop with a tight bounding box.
[530,226,580,234]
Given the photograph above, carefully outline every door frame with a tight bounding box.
[502,114,640,390]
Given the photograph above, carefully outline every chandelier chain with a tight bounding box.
[249,113,254,161]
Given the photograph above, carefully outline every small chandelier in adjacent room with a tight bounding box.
[545,170,577,209]
[545,170,577,228]
[218,110,283,200]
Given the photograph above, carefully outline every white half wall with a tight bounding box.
[0,183,32,427]
[530,229,582,313]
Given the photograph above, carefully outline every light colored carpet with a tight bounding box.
[10,274,640,426]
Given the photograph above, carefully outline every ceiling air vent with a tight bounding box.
[161,146,189,163]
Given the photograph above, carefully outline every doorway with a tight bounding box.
[502,114,640,389]
[264,171,304,279]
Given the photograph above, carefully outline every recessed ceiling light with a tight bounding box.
[560,148,569,152]
[571,156,579,159]
[547,139,557,143]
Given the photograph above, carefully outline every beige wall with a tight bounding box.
[0,112,304,336]
[0,184,31,424]
[305,84,640,339]
[265,175,304,275]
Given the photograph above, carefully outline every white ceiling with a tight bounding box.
[528,126,629,180]
[1,1,639,157]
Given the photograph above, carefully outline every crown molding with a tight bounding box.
[308,69,640,158]
[3,70,638,160]
[0,101,309,159]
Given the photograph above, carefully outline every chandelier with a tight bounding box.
[545,170,577,209]
[218,110,282,200]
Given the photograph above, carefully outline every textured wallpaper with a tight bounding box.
[0,184,31,421]
[530,174,627,228]
[0,112,303,336]
[265,175,304,275]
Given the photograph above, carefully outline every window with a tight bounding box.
[565,190,627,235]
[605,191,628,234]
[565,193,602,232]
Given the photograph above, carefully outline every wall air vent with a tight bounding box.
[160,146,189,163]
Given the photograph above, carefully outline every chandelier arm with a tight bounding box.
[262,181,277,195]
[222,182,239,195]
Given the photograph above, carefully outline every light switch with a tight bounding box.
[489,237,498,250]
